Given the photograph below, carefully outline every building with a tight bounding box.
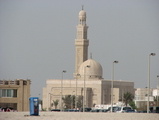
[0,79,31,111]
[153,88,159,97]
[135,88,159,109]
[42,9,134,110]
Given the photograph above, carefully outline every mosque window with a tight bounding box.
[79,19,82,24]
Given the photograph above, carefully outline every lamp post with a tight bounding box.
[75,74,80,110]
[71,91,75,109]
[111,60,118,113]
[83,65,90,112]
[61,70,66,111]
[147,53,155,113]
[157,75,159,106]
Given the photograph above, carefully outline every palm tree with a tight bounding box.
[62,95,75,109]
[53,99,59,109]
[123,92,134,106]
[76,95,83,109]
[62,95,83,109]
[129,101,137,109]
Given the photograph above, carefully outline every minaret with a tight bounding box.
[74,8,89,77]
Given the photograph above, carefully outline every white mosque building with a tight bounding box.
[42,9,134,110]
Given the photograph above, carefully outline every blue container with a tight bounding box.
[29,97,39,116]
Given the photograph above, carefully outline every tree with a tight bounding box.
[62,95,83,109]
[76,95,83,109]
[53,99,59,109]
[129,101,137,109]
[123,92,134,106]
[62,95,75,109]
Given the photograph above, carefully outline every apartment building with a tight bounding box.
[0,79,31,111]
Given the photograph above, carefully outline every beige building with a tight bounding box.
[135,88,154,101]
[135,88,157,109]
[0,79,30,111]
[43,9,134,110]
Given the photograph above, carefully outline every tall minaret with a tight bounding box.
[74,8,89,77]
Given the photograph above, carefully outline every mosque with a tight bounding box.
[42,9,134,110]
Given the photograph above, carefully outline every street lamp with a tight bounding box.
[83,65,90,112]
[111,60,118,113]
[147,53,155,113]
[157,75,159,106]
[71,91,75,109]
[61,70,66,111]
[157,75,159,89]
[75,74,80,110]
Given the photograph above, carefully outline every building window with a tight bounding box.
[2,89,6,97]
[7,89,12,97]
[0,89,17,97]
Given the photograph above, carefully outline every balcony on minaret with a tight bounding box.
[79,20,86,25]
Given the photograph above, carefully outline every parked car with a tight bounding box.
[124,109,136,113]
[107,106,120,112]
[90,109,100,112]
[80,108,92,112]
[99,109,109,112]
[66,109,79,112]
[115,107,132,113]
[51,109,60,112]
[137,110,149,113]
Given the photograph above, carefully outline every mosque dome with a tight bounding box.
[78,59,103,80]
[79,10,86,21]
[79,10,86,16]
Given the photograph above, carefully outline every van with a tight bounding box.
[107,106,120,112]
[115,106,132,113]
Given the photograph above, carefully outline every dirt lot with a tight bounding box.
[0,112,159,120]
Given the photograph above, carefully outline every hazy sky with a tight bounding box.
[0,0,159,98]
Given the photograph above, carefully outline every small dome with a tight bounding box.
[79,10,86,16]
[79,10,86,21]
[78,59,103,79]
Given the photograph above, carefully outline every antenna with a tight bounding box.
[82,5,84,10]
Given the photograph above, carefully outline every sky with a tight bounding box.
[0,0,159,98]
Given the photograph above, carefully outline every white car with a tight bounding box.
[115,107,132,113]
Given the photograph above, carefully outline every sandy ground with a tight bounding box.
[0,112,159,120]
